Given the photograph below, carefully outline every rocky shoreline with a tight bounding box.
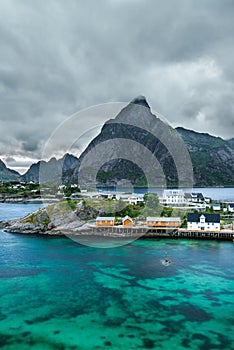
[3,223,92,236]
[0,200,97,236]
[0,197,59,204]
[1,218,94,236]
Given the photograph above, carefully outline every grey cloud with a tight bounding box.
[22,140,39,152]
[5,156,16,163]
[4,156,31,167]
[3,156,36,174]
[0,0,234,169]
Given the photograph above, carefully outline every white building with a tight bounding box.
[191,193,204,203]
[162,189,185,206]
[71,184,80,189]
[184,192,204,204]
[187,213,220,231]
[211,203,221,211]
[228,204,234,213]
[204,197,211,203]
[128,195,144,205]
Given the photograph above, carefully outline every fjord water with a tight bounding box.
[1,204,234,350]
[98,187,234,201]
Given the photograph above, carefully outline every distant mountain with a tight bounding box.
[176,127,234,186]
[0,160,20,181]
[21,154,79,183]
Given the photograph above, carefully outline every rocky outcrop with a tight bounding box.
[0,221,10,229]
[4,200,97,235]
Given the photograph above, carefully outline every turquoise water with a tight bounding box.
[0,204,234,349]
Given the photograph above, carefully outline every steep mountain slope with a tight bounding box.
[0,160,20,181]
[176,127,234,186]
[71,96,192,187]
[228,138,234,148]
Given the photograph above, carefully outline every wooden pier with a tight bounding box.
[86,224,234,241]
[177,229,234,241]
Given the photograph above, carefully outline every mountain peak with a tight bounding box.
[130,95,150,109]
[0,159,20,181]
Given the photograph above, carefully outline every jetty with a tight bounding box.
[86,224,234,241]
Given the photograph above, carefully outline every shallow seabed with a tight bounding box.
[0,227,234,350]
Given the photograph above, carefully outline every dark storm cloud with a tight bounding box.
[0,0,234,168]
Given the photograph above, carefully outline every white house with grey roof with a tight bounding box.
[228,204,234,212]
[187,213,220,231]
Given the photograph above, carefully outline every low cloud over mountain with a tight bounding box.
[1,0,234,165]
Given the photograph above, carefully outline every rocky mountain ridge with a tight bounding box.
[20,153,79,183]
[70,96,234,187]
[176,127,234,186]
[1,96,234,186]
[0,160,20,181]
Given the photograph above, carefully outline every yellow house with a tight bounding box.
[96,217,115,226]
[122,216,133,226]
[146,217,181,228]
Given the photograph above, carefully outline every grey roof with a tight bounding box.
[192,192,204,199]
[187,213,220,223]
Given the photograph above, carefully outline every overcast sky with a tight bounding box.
[1,0,234,173]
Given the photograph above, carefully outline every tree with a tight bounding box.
[142,193,161,217]
[64,186,72,197]
[143,193,159,208]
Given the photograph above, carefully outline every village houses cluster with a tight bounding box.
[94,189,234,232]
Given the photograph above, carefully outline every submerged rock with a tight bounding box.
[160,258,172,266]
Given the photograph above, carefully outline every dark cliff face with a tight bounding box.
[0,160,20,181]
[228,138,234,148]
[176,127,234,186]
[74,97,193,188]
[76,123,178,187]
